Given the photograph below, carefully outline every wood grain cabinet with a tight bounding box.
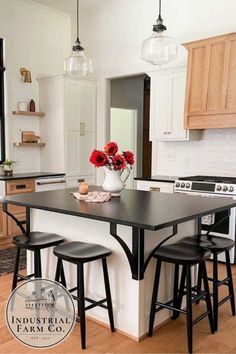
[0,179,35,249]
[184,32,236,129]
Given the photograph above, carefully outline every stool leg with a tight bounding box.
[77,263,86,349]
[196,263,202,305]
[12,247,21,291]
[201,262,214,334]
[213,253,219,331]
[175,265,186,320]
[102,258,115,332]
[148,260,162,337]
[55,258,61,282]
[225,250,236,316]
[186,265,193,354]
[172,264,179,320]
[34,250,42,278]
[60,261,67,288]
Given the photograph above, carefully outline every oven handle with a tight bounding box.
[206,213,230,238]
[36,180,65,186]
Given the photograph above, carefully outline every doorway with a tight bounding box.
[109,74,152,187]
[110,108,137,189]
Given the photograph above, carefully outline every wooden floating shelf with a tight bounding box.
[12,111,45,117]
[13,142,46,147]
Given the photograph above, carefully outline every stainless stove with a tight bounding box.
[174,175,236,263]
[174,175,236,196]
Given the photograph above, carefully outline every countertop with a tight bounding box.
[0,172,65,181]
[134,175,180,183]
[3,187,236,231]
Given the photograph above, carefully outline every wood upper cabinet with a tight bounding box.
[184,32,236,129]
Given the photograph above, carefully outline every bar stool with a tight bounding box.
[181,235,236,331]
[148,242,214,354]
[53,241,115,349]
[12,232,65,291]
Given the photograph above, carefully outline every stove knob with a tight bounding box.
[181,183,186,188]
[229,186,234,192]
[175,182,180,188]
[222,186,228,192]
[186,183,191,189]
[216,185,222,191]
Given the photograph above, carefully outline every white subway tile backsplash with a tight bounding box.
[153,129,236,177]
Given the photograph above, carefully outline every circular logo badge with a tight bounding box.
[5,278,75,349]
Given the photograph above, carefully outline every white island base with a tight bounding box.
[28,209,196,340]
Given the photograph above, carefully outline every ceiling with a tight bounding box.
[32,0,113,14]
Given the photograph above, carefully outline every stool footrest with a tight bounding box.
[17,273,35,282]
[69,286,108,311]
[155,299,187,314]
[208,276,230,287]
[192,311,210,326]
[218,294,232,307]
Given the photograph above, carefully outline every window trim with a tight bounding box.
[0,38,6,164]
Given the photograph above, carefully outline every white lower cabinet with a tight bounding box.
[136,180,174,193]
[66,175,96,188]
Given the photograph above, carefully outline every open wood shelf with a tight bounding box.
[12,111,45,117]
[13,142,46,147]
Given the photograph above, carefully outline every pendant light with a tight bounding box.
[65,0,92,77]
[142,0,177,65]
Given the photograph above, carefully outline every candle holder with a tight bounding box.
[79,182,89,195]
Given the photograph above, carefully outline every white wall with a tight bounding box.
[0,0,71,172]
[79,0,236,181]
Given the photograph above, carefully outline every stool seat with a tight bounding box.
[54,241,112,263]
[181,235,235,253]
[13,231,65,250]
[154,242,211,264]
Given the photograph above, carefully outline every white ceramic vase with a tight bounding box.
[103,166,130,196]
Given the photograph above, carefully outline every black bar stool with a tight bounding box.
[12,232,65,290]
[53,241,115,350]
[148,242,214,354]
[181,234,235,331]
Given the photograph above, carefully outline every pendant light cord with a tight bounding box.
[77,0,79,41]
[158,0,162,19]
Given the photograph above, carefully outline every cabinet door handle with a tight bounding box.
[150,187,161,192]
[163,132,167,135]
[80,123,85,136]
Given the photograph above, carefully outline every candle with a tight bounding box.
[79,182,89,195]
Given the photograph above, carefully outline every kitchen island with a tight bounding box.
[3,188,236,339]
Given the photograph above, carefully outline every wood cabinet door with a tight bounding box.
[184,33,236,129]
[0,203,8,238]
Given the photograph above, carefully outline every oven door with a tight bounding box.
[175,190,236,263]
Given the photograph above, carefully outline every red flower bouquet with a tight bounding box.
[89,142,134,171]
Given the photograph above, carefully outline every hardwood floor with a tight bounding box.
[1,262,236,353]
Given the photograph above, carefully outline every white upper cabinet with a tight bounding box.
[149,67,200,141]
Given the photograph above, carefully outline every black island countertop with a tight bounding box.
[0,172,65,181]
[3,187,236,231]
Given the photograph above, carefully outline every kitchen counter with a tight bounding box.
[3,187,236,339]
[134,175,180,183]
[0,172,65,181]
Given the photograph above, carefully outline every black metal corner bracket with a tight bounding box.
[110,223,178,281]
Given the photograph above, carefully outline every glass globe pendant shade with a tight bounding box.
[142,31,177,65]
[64,48,93,78]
